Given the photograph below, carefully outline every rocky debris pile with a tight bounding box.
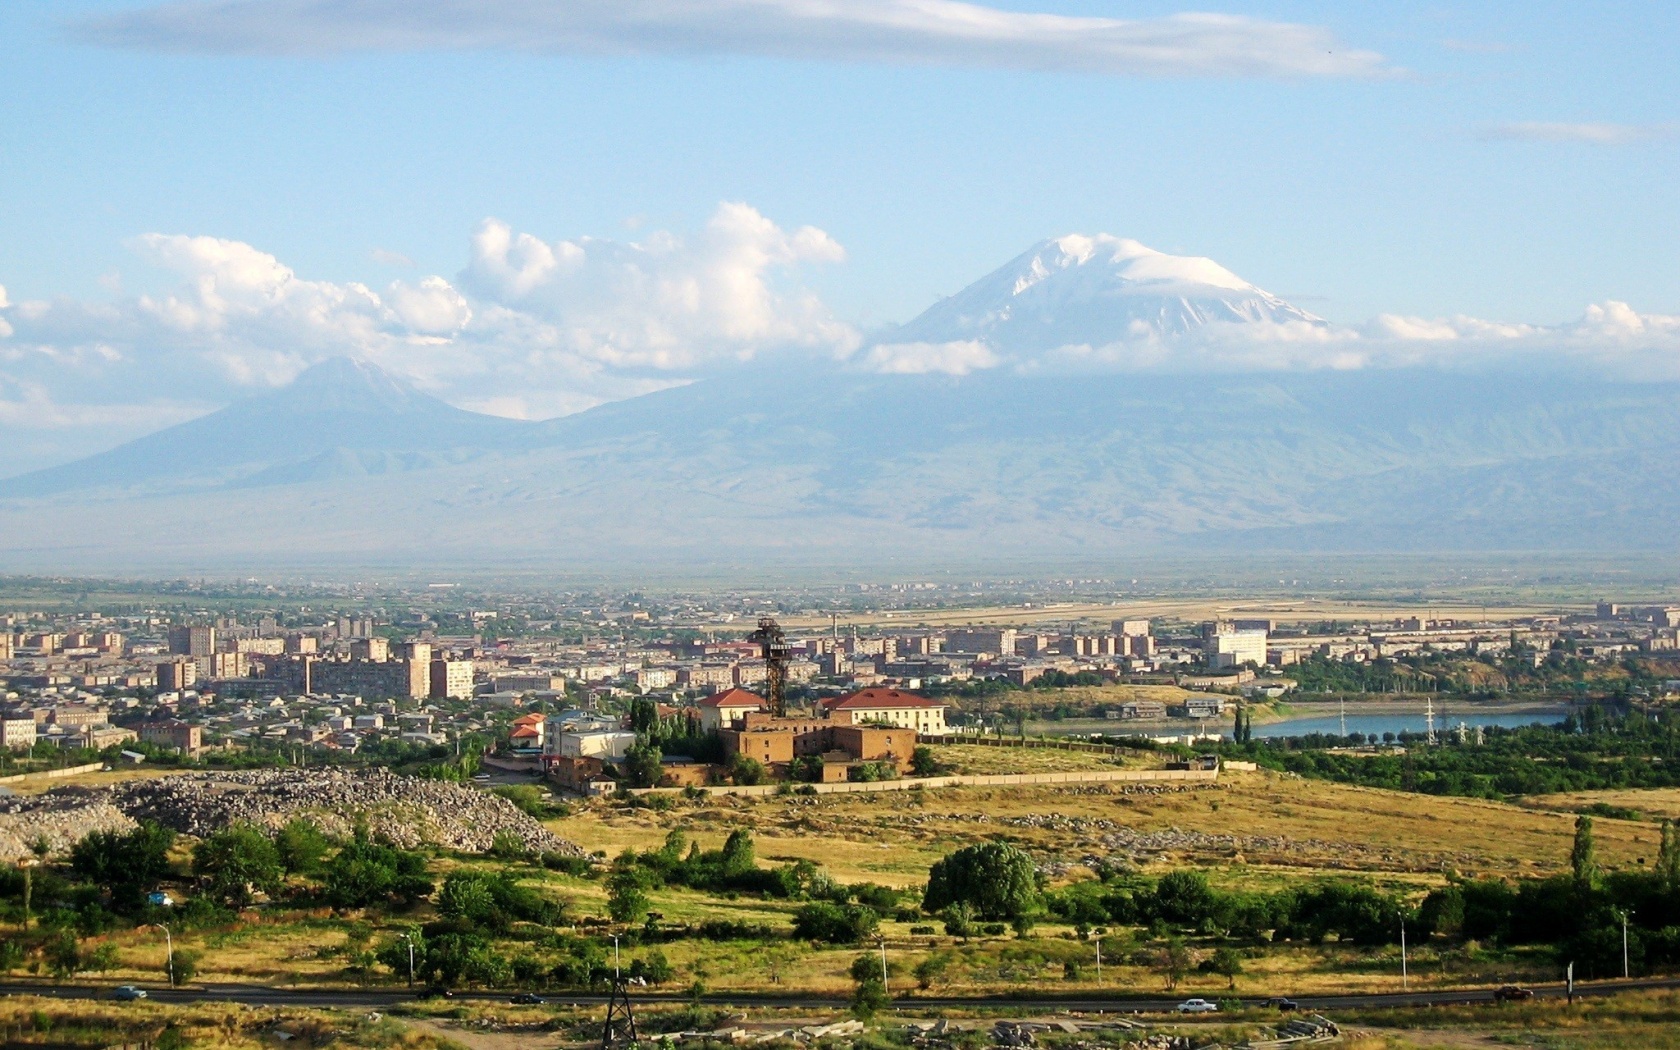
[0,796,135,861]
[1,768,585,856]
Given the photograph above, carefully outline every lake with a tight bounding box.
[1251,708,1569,740]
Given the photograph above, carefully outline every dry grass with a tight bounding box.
[1513,786,1680,822]
[0,994,464,1050]
[928,744,1132,775]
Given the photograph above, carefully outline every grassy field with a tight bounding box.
[7,764,1668,1001]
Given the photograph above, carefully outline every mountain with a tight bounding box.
[884,235,1324,351]
[0,357,530,499]
[0,236,1676,573]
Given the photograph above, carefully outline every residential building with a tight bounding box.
[697,687,769,731]
[139,719,203,756]
[430,658,475,699]
[822,688,948,733]
[1205,627,1268,669]
[2,716,37,750]
[349,638,390,662]
[156,658,197,692]
[945,628,1017,656]
[167,625,216,657]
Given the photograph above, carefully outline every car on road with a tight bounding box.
[416,988,454,1000]
[510,993,545,1005]
[1493,985,1535,1002]
[1260,997,1299,1012]
[112,986,148,1001]
[1176,999,1219,1014]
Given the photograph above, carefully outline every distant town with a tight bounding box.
[3,580,1676,794]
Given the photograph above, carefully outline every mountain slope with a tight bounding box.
[0,357,531,499]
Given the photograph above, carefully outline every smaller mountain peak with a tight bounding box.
[279,356,425,413]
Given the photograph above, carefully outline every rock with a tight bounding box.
[0,768,585,857]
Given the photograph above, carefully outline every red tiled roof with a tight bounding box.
[823,688,944,710]
[697,687,767,710]
[510,725,541,739]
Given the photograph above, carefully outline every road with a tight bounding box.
[5,976,1680,1014]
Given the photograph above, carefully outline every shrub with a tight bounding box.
[792,902,879,944]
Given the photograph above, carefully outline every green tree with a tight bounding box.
[193,824,284,908]
[941,902,977,941]
[607,871,650,924]
[1155,936,1193,990]
[170,949,201,985]
[725,752,766,786]
[923,842,1040,920]
[910,747,941,777]
[1659,819,1680,889]
[1204,946,1244,989]
[624,742,664,788]
[913,953,951,990]
[43,932,81,980]
[1571,815,1600,889]
[0,940,24,975]
[720,829,756,875]
[275,818,334,875]
[324,837,434,909]
[69,822,176,912]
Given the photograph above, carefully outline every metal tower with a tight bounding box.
[749,616,793,717]
[600,975,638,1050]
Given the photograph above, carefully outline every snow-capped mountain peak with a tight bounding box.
[887,235,1324,353]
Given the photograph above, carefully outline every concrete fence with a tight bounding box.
[0,761,105,785]
[626,766,1218,799]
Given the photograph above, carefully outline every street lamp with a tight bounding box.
[1622,910,1634,980]
[147,923,175,988]
[1400,916,1409,991]
[16,859,39,932]
[612,934,621,979]
[398,933,416,988]
[877,935,889,996]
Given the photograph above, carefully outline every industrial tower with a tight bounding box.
[749,615,793,717]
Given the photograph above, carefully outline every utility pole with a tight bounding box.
[1095,937,1102,982]
[399,933,416,988]
[1400,917,1408,990]
[878,934,889,994]
[1623,911,1633,979]
[148,924,175,988]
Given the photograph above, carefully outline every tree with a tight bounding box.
[1659,819,1680,889]
[83,943,120,976]
[275,818,334,875]
[910,747,941,777]
[624,742,664,789]
[325,837,434,909]
[720,829,756,876]
[630,697,661,735]
[1155,937,1193,990]
[941,902,977,941]
[792,902,878,944]
[43,931,81,980]
[1151,870,1219,927]
[913,954,951,990]
[726,752,766,786]
[69,822,176,912]
[923,842,1040,920]
[0,940,23,975]
[1203,946,1244,989]
[193,824,284,908]
[1571,815,1600,889]
[607,871,650,924]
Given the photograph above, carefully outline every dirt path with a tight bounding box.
[406,1018,569,1050]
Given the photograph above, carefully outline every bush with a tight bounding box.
[792,902,879,944]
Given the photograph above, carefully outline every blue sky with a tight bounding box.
[0,1,1677,463]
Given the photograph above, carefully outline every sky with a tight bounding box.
[1,0,1677,465]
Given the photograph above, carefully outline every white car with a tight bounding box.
[1176,999,1219,1014]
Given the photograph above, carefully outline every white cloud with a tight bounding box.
[860,340,1001,375]
[77,0,1389,78]
[1478,122,1676,145]
[0,203,856,430]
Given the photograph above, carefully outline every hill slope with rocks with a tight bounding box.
[0,769,584,860]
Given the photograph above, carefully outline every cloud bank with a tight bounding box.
[0,204,856,450]
[76,0,1388,78]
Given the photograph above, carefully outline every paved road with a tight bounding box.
[6,976,1680,1014]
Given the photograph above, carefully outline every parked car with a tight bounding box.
[510,993,545,1005]
[1494,985,1535,1002]
[1176,999,1219,1014]
[112,986,148,1001]
[1261,997,1299,1012]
